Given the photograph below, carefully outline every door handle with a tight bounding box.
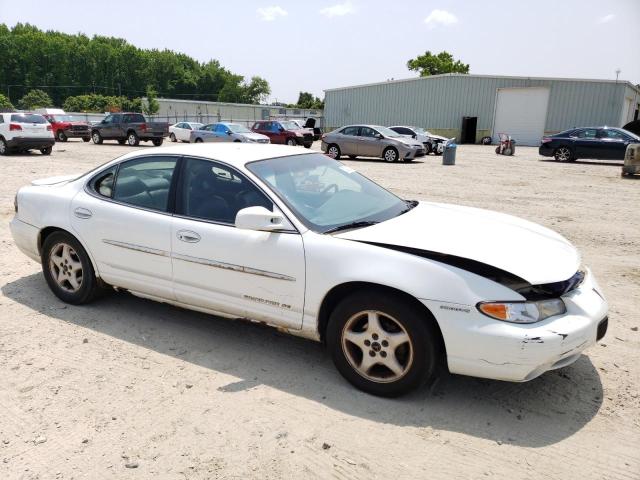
[177,230,201,243]
[74,207,92,219]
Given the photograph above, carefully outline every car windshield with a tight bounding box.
[375,126,402,138]
[53,115,76,122]
[11,113,47,124]
[247,153,413,233]
[281,121,299,130]
[227,124,251,133]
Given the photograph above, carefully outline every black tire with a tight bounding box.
[42,231,100,305]
[326,144,341,159]
[383,147,399,163]
[503,148,512,156]
[126,131,140,146]
[554,146,574,162]
[82,137,90,142]
[40,146,52,155]
[349,155,357,159]
[424,143,432,155]
[169,132,177,142]
[303,143,312,149]
[152,138,163,147]
[0,137,8,156]
[195,137,203,143]
[57,130,67,142]
[327,290,440,397]
[92,131,103,144]
[117,139,126,145]
[286,138,296,146]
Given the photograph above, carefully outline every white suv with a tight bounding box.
[0,112,55,155]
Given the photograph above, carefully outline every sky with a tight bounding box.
[1,0,639,104]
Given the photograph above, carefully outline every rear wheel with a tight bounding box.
[286,138,296,146]
[40,146,52,155]
[82,137,90,142]
[57,130,67,142]
[127,131,140,146]
[42,231,100,305]
[348,155,357,159]
[554,146,573,162]
[0,137,8,155]
[169,132,177,142]
[383,147,399,163]
[92,131,103,144]
[152,138,163,146]
[195,137,203,143]
[117,139,126,145]
[327,291,439,397]
[327,144,341,159]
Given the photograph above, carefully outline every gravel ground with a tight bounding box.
[1,139,639,480]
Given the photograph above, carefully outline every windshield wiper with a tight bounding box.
[324,221,379,234]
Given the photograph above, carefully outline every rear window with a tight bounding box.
[11,114,47,124]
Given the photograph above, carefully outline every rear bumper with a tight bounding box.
[7,137,55,149]
[9,217,40,262]
[423,268,608,382]
[539,144,554,157]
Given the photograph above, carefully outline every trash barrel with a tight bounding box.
[442,141,457,165]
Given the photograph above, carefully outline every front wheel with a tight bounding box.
[92,131,103,144]
[82,137,90,142]
[286,138,296,146]
[40,146,52,155]
[383,147,399,163]
[57,130,67,142]
[554,146,573,162]
[42,231,100,304]
[327,291,439,397]
[169,133,177,142]
[152,138,163,146]
[194,137,203,143]
[117,139,126,145]
[127,132,140,146]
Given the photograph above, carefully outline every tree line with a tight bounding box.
[0,23,272,109]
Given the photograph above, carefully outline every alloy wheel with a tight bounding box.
[341,310,413,383]
[384,149,398,162]
[557,147,571,161]
[327,146,339,158]
[48,242,83,293]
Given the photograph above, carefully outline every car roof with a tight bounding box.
[112,143,315,169]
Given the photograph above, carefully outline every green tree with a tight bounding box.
[0,93,14,110]
[243,76,271,104]
[17,89,53,110]
[407,51,469,77]
[293,92,324,109]
[143,85,159,116]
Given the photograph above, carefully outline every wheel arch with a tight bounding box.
[38,226,102,281]
[317,281,447,361]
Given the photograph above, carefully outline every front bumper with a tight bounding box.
[62,128,90,138]
[9,217,40,262]
[295,136,313,147]
[423,268,608,382]
[7,137,55,149]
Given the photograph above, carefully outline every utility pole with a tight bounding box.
[615,69,621,82]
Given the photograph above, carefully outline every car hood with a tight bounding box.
[394,137,423,148]
[241,132,269,140]
[427,134,449,142]
[336,201,580,285]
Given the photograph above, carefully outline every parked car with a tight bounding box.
[539,127,640,161]
[91,113,169,146]
[10,144,608,396]
[169,122,204,142]
[251,120,313,148]
[0,112,54,155]
[190,122,270,144]
[36,109,90,143]
[389,126,447,155]
[321,125,425,162]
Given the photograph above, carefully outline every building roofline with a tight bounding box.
[323,73,640,93]
[155,98,321,111]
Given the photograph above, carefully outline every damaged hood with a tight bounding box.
[336,201,580,285]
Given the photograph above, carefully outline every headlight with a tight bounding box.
[477,299,566,324]
[295,131,303,137]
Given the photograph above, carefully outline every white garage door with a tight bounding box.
[493,88,550,146]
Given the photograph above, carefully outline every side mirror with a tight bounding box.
[412,134,417,139]
[278,127,285,132]
[375,133,384,139]
[226,131,232,135]
[235,206,285,231]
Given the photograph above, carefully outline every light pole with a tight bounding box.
[615,69,621,82]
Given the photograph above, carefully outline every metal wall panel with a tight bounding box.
[325,75,638,138]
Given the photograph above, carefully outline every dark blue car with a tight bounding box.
[539,127,640,162]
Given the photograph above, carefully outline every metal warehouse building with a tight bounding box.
[324,74,640,146]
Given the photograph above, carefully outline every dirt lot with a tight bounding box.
[1,140,639,480]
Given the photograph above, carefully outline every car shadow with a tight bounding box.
[2,273,603,448]
[341,157,427,165]
[539,158,624,167]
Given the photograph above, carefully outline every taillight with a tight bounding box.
[9,123,22,131]
[541,137,552,143]
[47,125,52,131]
[140,123,147,132]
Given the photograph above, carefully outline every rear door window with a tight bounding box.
[341,126,360,136]
[576,129,597,139]
[112,157,178,212]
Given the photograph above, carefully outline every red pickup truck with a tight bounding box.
[38,110,91,142]
[251,120,313,148]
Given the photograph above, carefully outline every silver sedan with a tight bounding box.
[190,122,270,144]
[321,125,425,162]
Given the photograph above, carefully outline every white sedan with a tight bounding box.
[10,144,608,396]
[169,122,204,142]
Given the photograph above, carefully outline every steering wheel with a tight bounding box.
[321,183,339,195]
